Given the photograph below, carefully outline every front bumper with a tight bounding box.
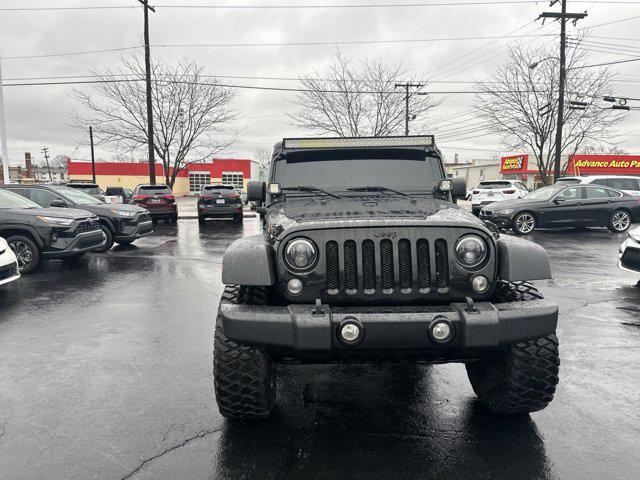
[479,211,513,229]
[618,237,640,273]
[0,257,20,286]
[115,220,154,241]
[43,231,107,259]
[218,299,558,357]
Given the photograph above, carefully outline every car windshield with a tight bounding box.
[555,178,581,185]
[138,186,171,195]
[69,185,101,195]
[272,150,440,194]
[525,186,563,201]
[50,185,103,205]
[478,181,511,188]
[0,188,40,209]
[203,185,235,193]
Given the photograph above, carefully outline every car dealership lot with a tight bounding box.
[1,219,639,480]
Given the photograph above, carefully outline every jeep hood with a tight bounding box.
[266,196,485,238]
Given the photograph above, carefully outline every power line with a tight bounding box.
[575,56,640,68]
[580,14,640,30]
[3,1,639,12]
[1,46,141,60]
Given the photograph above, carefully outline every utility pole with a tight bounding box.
[538,1,587,181]
[395,82,423,136]
[138,0,156,184]
[89,126,96,183]
[41,147,52,182]
[0,55,10,184]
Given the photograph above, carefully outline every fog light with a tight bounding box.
[287,278,303,295]
[471,275,489,292]
[429,319,454,344]
[338,318,364,346]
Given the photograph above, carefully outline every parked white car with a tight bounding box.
[556,175,640,196]
[619,227,640,275]
[0,237,20,286]
[470,179,529,215]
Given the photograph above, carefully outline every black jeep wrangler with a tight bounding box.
[214,136,559,419]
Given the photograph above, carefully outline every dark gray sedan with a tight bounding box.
[480,184,640,235]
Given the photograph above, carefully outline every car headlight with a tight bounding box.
[110,209,136,217]
[284,238,318,271]
[496,209,514,215]
[629,230,640,243]
[36,215,74,227]
[455,235,488,268]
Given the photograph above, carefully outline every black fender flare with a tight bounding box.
[99,217,116,234]
[0,224,45,248]
[496,235,552,281]
[222,235,276,286]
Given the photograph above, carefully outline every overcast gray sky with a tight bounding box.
[0,0,639,167]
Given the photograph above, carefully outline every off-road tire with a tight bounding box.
[607,209,631,233]
[99,225,115,252]
[466,280,560,414]
[214,284,275,419]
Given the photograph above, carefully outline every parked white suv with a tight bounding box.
[0,237,20,286]
[619,226,640,275]
[470,180,529,215]
[555,176,640,196]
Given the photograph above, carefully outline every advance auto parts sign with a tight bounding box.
[568,155,640,175]
[500,155,528,174]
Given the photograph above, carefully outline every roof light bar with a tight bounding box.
[283,135,434,149]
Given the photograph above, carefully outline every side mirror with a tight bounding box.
[50,200,68,208]
[553,197,566,204]
[247,181,266,202]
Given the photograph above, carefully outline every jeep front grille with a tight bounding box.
[621,247,640,272]
[325,237,449,295]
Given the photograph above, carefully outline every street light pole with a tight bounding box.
[138,0,156,185]
[89,126,96,183]
[0,55,10,184]
[395,82,423,136]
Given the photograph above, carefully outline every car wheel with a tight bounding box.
[512,212,536,235]
[608,209,631,233]
[7,235,42,274]
[198,215,205,225]
[98,225,115,252]
[466,281,560,414]
[214,285,275,419]
[170,214,178,224]
[116,240,134,246]
[233,214,243,223]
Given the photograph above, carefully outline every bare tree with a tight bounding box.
[71,57,237,188]
[289,49,437,137]
[474,38,624,185]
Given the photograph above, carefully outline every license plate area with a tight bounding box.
[216,199,225,204]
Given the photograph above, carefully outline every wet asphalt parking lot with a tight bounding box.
[1,218,639,480]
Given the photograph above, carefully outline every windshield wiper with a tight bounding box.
[346,186,408,197]
[281,186,341,199]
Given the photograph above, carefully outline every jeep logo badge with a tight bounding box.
[374,231,397,239]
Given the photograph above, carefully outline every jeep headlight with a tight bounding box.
[284,238,318,271]
[455,235,487,268]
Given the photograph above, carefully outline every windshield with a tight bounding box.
[203,185,235,193]
[478,181,511,188]
[50,185,103,205]
[0,188,40,209]
[525,186,562,201]
[138,186,172,195]
[272,151,440,194]
[69,185,101,195]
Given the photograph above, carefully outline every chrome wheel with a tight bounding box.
[612,211,630,232]
[515,213,535,234]
[9,241,34,271]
